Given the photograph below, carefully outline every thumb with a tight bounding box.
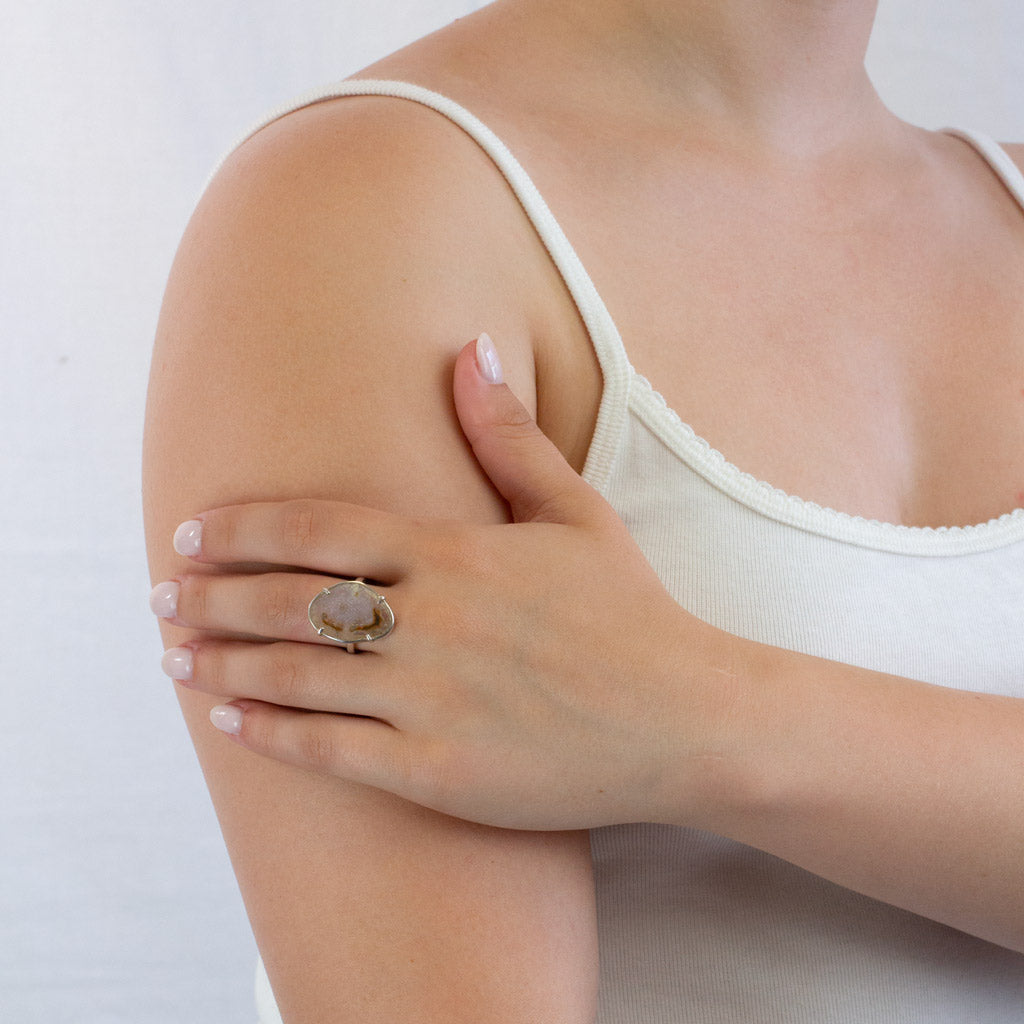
[453,334,598,524]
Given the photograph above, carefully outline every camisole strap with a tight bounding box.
[209,79,631,493]
[943,128,1024,210]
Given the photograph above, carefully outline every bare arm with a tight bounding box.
[143,98,597,1022]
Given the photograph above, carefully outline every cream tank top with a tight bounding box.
[231,82,1024,1023]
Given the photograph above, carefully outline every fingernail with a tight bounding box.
[475,333,503,384]
[149,580,180,618]
[160,646,193,681]
[210,704,243,735]
[173,520,203,557]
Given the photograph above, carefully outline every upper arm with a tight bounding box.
[143,98,597,1022]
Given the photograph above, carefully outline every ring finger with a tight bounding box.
[151,571,399,647]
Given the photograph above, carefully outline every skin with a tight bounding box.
[144,0,1024,1018]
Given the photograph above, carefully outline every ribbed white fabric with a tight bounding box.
[228,82,1024,1022]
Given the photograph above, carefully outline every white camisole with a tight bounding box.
[226,81,1024,1023]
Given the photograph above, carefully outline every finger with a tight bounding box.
[152,571,399,647]
[164,640,393,718]
[172,498,415,576]
[453,335,605,525]
[210,700,427,800]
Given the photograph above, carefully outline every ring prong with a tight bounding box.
[308,577,395,649]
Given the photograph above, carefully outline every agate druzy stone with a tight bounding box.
[308,580,395,645]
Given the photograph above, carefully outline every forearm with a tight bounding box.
[686,633,1024,951]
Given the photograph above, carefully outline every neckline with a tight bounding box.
[629,371,1024,556]
[616,127,1024,556]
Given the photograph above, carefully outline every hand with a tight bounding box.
[150,336,738,831]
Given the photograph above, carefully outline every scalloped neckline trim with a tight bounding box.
[628,371,1024,556]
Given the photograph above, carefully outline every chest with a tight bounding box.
[531,138,1024,528]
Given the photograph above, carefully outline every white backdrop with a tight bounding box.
[2,3,1021,1022]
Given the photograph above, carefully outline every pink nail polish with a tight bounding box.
[210,705,243,735]
[173,520,203,557]
[149,580,180,619]
[475,333,503,384]
[160,646,194,681]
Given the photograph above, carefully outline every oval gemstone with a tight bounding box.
[307,580,395,644]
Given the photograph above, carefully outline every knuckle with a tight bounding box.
[416,521,456,573]
[296,720,337,769]
[214,510,239,560]
[428,522,494,577]
[238,706,272,751]
[180,574,209,625]
[399,579,487,652]
[483,395,536,434]
[522,493,566,525]
[259,575,299,633]
[264,644,304,704]
[280,500,323,558]
[487,417,539,445]
[193,641,225,693]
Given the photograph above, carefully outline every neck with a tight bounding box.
[529,0,891,159]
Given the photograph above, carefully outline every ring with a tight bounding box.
[308,577,395,653]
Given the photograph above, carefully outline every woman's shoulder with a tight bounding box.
[203,86,531,277]
[178,82,556,454]
[194,66,602,474]
[154,83,565,520]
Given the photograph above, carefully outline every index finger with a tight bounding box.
[173,498,414,579]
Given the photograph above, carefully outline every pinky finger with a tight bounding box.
[210,699,415,795]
